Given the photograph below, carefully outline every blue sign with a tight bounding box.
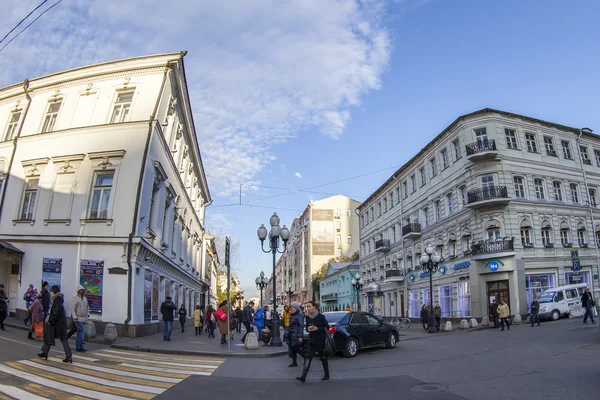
[420,271,430,278]
[572,261,580,272]
[571,250,579,262]
[409,274,415,281]
[439,266,447,275]
[488,261,499,272]
[453,261,470,271]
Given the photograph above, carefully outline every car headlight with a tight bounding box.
[540,306,547,312]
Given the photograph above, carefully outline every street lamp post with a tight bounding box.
[234,291,244,308]
[287,288,294,304]
[255,272,268,307]
[420,242,444,334]
[351,273,363,311]
[257,213,290,347]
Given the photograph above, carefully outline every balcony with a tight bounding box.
[471,238,515,260]
[465,139,498,161]
[375,239,391,252]
[322,293,338,301]
[402,222,422,239]
[385,269,406,283]
[466,186,510,209]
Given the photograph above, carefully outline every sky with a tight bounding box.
[1,0,599,299]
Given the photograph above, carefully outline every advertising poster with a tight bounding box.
[311,209,334,255]
[42,258,62,291]
[152,274,159,321]
[144,270,152,322]
[374,297,382,316]
[80,260,104,314]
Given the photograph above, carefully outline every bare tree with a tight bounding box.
[207,230,240,273]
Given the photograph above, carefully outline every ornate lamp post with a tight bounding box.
[420,242,444,334]
[257,212,290,347]
[234,291,244,308]
[255,272,268,307]
[351,273,363,311]
[287,288,294,304]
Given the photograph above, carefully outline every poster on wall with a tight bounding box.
[152,274,159,321]
[80,260,104,314]
[144,270,152,322]
[42,258,62,291]
[374,297,382,316]
[311,209,334,255]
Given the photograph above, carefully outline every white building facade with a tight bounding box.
[0,52,213,337]
[359,108,600,320]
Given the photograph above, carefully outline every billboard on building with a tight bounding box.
[80,260,104,314]
[312,209,334,255]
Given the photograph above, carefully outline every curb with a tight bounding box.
[111,344,288,358]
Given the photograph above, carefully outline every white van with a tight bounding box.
[537,283,588,321]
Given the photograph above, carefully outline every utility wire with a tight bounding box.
[0,0,62,54]
[0,0,48,45]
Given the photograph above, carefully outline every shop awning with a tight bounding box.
[0,240,24,254]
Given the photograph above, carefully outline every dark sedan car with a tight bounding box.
[301,311,399,357]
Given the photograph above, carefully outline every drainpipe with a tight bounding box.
[0,80,32,223]
[124,66,171,326]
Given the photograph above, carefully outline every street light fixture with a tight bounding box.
[234,291,244,308]
[351,272,363,311]
[255,272,268,307]
[257,212,290,347]
[420,242,444,334]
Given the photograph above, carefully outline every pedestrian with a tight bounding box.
[229,306,237,341]
[241,301,255,342]
[498,299,510,331]
[433,303,442,331]
[420,304,429,331]
[205,305,216,338]
[287,302,305,367]
[235,306,243,333]
[490,300,499,328]
[530,296,541,327]
[282,304,291,337]
[69,285,89,352]
[23,284,36,326]
[38,285,73,363]
[160,296,177,341]
[194,304,204,335]
[264,306,272,330]
[28,293,44,340]
[217,302,229,346]
[581,287,596,324]
[296,301,330,382]
[253,305,265,341]
[0,283,8,330]
[40,281,51,320]
[178,304,187,333]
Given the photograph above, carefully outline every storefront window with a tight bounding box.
[525,274,556,309]
[423,288,431,308]
[439,285,453,317]
[565,271,590,286]
[410,290,421,318]
[458,282,471,317]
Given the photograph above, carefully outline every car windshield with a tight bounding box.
[538,292,555,303]
[322,312,348,324]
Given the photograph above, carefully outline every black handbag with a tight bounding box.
[43,322,55,346]
[323,334,335,357]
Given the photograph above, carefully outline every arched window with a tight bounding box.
[577,221,587,247]
[520,219,533,247]
[559,220,570,247]
[541,220,553,247]
[486,220,502,241]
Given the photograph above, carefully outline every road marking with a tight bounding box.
[101,348,225,363]
[0,336,63,353]
[92,351,222,369]
[0,383,50,400]
[120,363,214,375]
[20,383,87,400]
[70,356,190,379]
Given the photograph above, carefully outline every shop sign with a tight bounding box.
[453,261,470,271]
[409,273,415,281]
[439,266,447,275]
[484,259,504,272]
[420,271,430,278]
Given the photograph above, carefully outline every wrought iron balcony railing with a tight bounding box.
[375,239,391,252]
[402,222,421,236]
[467,186,509,204]
[465,139,497,156]
[385,269,405,278]
[471,239,514,255]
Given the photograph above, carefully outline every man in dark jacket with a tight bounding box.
[287,302,305,367]
[0,284,8,330]
[41,281,51,320]
[581,287,596,324]
[530,296,540,327]
[241,301,255,343]
[160,296,177,341]
[490,300,499,328]
[235,306,244,333]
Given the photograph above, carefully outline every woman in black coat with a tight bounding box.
[296,301,330,382]
[38,285,72,363]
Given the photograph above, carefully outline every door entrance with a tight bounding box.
[9,264,19,314]
[487,280,510,315]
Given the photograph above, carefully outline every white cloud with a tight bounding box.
[294,172,303,179]
[0,0,393,198]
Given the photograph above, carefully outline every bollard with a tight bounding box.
[481,317,490,326]
[512,314,522,324]
[84,320,96,340]
[104,322,118,344]
[444,321,453,332]
[244,332,259,350]
[459,319,469,330]
[469,318,478,328]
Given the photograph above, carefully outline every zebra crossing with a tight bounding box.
[0,348,224,399]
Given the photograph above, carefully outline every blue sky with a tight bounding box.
[1,0,599,298]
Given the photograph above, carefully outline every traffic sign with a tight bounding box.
[572,261,580,272]
[571,250,579,262]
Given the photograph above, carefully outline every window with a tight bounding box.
[90,172,114,219]
[403,181,408,198]
[534,178,545,200]
[378,201,382,217]
[410,175,416,192]
[457,282,471,317]
[452,139,460,160]
[383,198,387,213]
[396,186,401,203]
[570,183,580,203]
[525,133,538,153]
[422,207,429,227]
[460,185,467,207]
[589,188,597,207]
[3,111,21,141]
[565,271,590,286]
[410,290,421,318]
[423,288,431,308]
[562,140,572,159]
[595,149,600,167]
[541,228,552,246]
[463,235,472,252]
[441,149,449,169]
[525,275,555,310]
[439,286,453,318]
[434,200,442,221]
[336,235,341,243]
[391,226,396,242]
[447,193,454,215]
[365,211,369,225]
[560,229,569,246]
[475,128,487,143]
[161,200,170,245]
[481,175,494,189]
[577,230,587,247]
[553,181,563,201]
[514,176,526,198]
[430,159,437,177]
[41,101,62,133]
[544,136,557,156]
[505,129,518,149]
[389,193,394,209]
[450,241,457,258]
[487,228,501,241]
[110,91,134,123]
[580,145,591,164]
[420,167,426,186]
[20,179,39,220]
[596,231,600,248]
[521,228,532,247]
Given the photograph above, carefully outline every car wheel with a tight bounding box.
[551,310,560,321]
[344,337,359,358]
[385,333,396,349]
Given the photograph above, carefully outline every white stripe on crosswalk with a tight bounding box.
[101,349,223,364]
[18,360,165,394]
[46,357,182,383]
[94,351,220,369]
[70,354,100,362]
[0,383,50,400]
[0,365,131,400]
[120,363,214,376]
